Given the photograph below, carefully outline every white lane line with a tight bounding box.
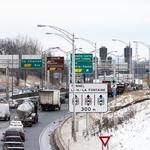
[39,119,61,150]
[39,113,71,150]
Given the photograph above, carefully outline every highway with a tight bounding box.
[0,103,69,150]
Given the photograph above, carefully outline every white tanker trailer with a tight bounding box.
[17,99,38,127]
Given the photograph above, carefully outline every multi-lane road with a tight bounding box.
[0,104,69,150]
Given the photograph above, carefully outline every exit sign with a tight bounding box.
[71,53,93,73]
[21,55,42,69]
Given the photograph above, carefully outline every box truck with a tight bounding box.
[39,89,61,111]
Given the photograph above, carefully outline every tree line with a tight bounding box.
[0,36,43,86]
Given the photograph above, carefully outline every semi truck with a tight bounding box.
[17,99,38,127]
[39,89,61,111]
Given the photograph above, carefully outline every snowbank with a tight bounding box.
[60,90,150,150]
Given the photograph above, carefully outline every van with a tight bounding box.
[0,101,10,121]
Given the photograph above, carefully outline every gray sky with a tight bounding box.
[0,0,150,59]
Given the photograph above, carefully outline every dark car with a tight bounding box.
[2,136,23,142]
[116,83,125,95]
[3,128,25,142]
[60,96,65,104]
[3,141,24,150]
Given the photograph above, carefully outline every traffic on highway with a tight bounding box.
[0,87,69,150]
[0,1,149,149]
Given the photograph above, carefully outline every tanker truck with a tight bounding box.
[17,99,38,127]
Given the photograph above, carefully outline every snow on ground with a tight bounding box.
[60,91,150,150]
[109,99,150,150]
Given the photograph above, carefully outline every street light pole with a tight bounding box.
[109,54,123,83]
[37,24,77,141]
[137,57,146,82]
[104,51,117,80]
[112,39,132,81]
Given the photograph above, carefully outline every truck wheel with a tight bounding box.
[8,116,10,121]
[41,107,44,111]
[36,117,38,123]
[58,106,61,110]
[5,116,10,121]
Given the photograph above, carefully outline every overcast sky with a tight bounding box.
[0,0,150,59]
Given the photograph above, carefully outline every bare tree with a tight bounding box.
[0,36,43,86]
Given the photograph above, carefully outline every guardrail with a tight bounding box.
[12,92,39,99]
[53,114,72,150]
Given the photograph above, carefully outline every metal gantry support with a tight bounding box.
[37,24,77,141]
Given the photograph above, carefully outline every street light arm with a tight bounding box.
[37,24,73,39]
[75,37,96,48]
[112,39,129,46]
[42,47,60,54]
[138,57,146,62]
[109,53,123,58]
[107,51,118,55]
[133,41,150,48]
[47,25,73,37]
[45,32,73,45]
[55,47,68,54]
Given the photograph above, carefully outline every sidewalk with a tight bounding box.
[60,113,101,150]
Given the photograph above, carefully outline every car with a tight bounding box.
[9,120,24,134]
[3,128,25,142]
[3,141,24,150]
[8,100,18,109]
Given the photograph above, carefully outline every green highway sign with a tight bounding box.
[71,53,93,73]
[21,59,42,69]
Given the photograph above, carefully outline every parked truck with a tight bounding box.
[39,89,61,111]
[17,99,38,127]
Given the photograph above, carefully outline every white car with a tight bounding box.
[9,120,24,133]
[9,120,23,128]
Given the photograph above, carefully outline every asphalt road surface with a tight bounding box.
[24,103,68,150]
[0,109,17,149]
[0,104,69,150]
